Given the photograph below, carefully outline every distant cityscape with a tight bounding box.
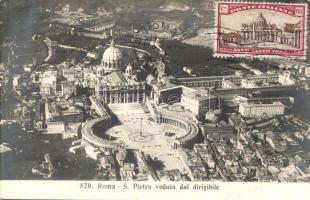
[1,0,310,182]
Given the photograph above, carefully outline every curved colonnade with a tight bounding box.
[159,115,199,148]
[82,114,199,149]
[81,117,123,148]
[83,96,199,149]
[82,97,123,148]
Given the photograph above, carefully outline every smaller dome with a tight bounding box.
[126,63,133,71]
[126,63,133,76]
[97,66,105,77]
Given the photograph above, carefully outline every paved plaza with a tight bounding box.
[105,103,189,171]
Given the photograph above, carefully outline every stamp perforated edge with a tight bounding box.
[213,0,308,60]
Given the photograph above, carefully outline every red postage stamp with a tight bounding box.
[214,2,308,59]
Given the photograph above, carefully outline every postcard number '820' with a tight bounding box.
[80,182,94,189]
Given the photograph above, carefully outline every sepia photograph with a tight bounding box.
[0,0,310,199]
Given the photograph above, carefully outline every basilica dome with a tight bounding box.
[254,13,268,29]
[102,40,123,72]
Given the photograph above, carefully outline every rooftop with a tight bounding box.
[110,71,127,84]
[240,101,284,107]
[0,143,13,153]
